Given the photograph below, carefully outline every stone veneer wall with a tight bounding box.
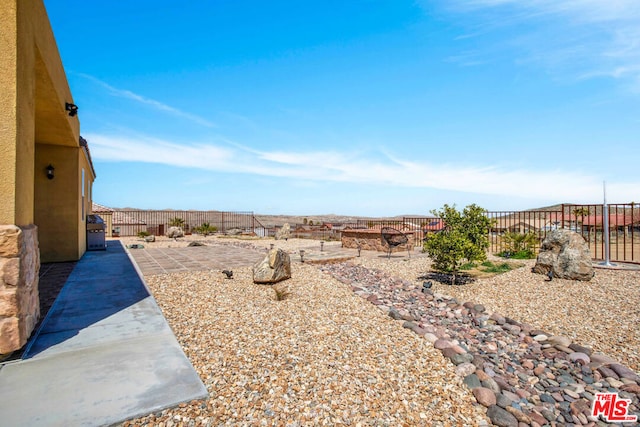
[342,229,417,253]
[0,224,40,355]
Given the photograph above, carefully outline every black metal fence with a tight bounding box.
[355,205,640,264]
[104,204,640,264]
[106,210,261,237]
[487,204,640,263]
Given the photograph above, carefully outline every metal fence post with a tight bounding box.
[600,182,615,266]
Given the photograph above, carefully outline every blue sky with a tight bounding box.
[44,0,640,215]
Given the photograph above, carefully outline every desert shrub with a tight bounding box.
[168,217,185,227]
[481,261,512,273]
[498,231,537,259]
[273,285,291,301]
[502,231,537,252]
[195,222,217,237]
[137,230,150,238]
[498,249,535,259]
[423,204,493,285]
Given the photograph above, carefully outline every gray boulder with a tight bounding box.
[275,223,291,240]
[532,229,594,281]
[166,226,184,239]
[253,248,291,284]
[144,235,155,242]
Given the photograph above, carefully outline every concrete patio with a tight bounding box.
[0,241,207,426]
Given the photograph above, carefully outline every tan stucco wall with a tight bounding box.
[1,0,91,263]
[34,144,77,262]
[33,143,94,262]
[78,147,95,256]
[0,0,93,353]
[0,1,22,225]
[0,0,80,227]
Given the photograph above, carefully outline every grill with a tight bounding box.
[86,214,107,251]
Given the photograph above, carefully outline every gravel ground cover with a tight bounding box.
[220,236,640,372]
[127,263,488,426]
[122,236,639,426]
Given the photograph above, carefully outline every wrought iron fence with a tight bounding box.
[486,209,562,256]
[106,210,259,237]
[488,204,640,263]
[355,206,640,264]
[103,204,640,264]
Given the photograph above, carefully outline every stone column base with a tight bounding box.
[0,224,40,355]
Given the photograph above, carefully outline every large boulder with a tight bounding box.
[532,229,594,281]
[166,226,184,239]
[275,223,290,240]
[253,248,291,284]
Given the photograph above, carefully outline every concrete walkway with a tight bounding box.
[0,241,207,426]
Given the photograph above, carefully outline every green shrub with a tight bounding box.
[195,222,218,237]
[497,249,535,259]
[460,262,476,270]
[481,261,512,273]
[501,231,537,257]
[137,230,150,238]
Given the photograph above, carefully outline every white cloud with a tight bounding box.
[87,134,232,168]
[78,74,216,127]
[440,0,640,89]
[86,133,640,204]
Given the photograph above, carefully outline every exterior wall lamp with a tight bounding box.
[46,164,55,180]
[65,102,78,117]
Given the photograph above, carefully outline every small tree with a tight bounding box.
[423,204,493,285]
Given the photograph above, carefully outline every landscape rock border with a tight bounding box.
[320,262,639,427]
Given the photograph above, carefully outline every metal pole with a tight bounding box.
[600,181,615,266]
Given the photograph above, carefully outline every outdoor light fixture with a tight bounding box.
[65,102,78,117]
[46,164,55,180]
[270,243,275,250]
[320,241,324,252]
[299,249,305,263]
[357,244,362,257]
